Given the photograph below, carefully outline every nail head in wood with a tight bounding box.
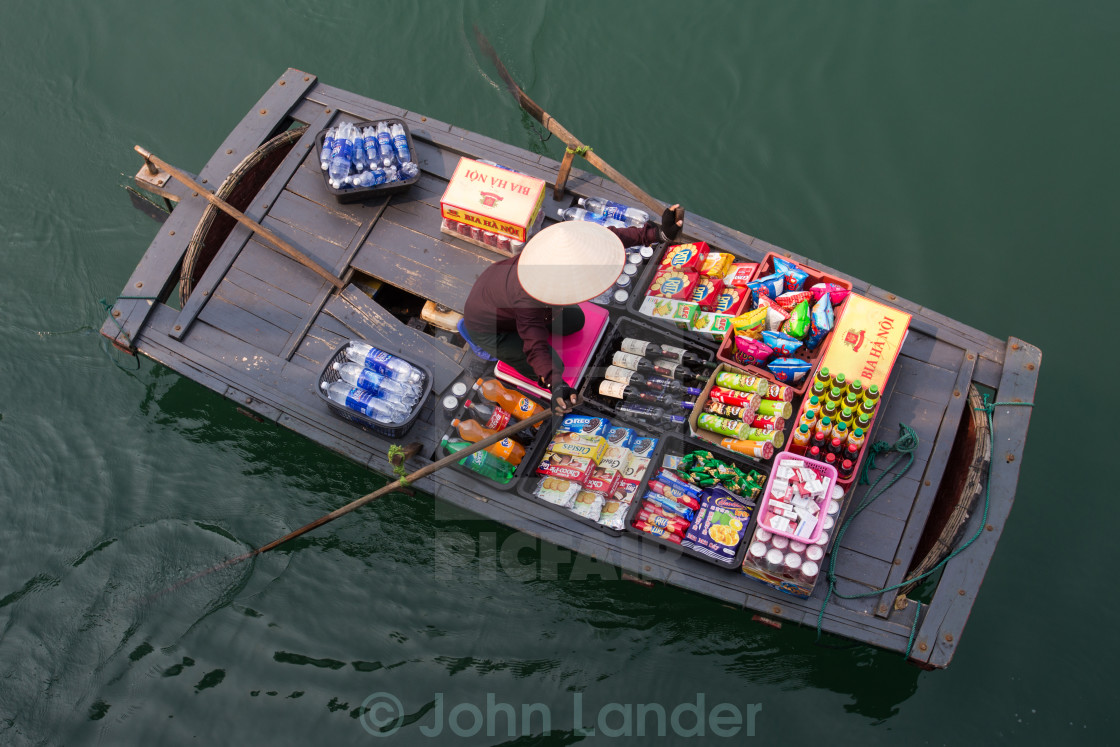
[919,642,928,652]
[174,325,181,331]
[135,282,143,288]
[169,231,175,236]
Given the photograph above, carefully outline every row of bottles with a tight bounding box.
[595,337,715,428]
[440,379,548,484]
[320,343,427,425]
[790,368,884,479]
[319,120,419,190]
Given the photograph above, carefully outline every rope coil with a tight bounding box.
[815,395,1034,658]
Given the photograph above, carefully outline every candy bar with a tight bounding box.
[536,451,597,483]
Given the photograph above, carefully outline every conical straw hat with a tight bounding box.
[516,221,625,305]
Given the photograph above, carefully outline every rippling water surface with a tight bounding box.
[1,1,1111,743]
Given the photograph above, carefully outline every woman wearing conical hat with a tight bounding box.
[463,205,683,413]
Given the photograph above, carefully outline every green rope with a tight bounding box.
[565,145,592,157]
[387,445,410,487]
[815,396,1035,659]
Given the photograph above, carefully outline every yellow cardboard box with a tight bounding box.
[439,158,546,242]
[818,293,911,391]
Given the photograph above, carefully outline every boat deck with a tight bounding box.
[103,69,1039,668]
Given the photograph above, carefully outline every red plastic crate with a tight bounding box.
[715,252,853,396]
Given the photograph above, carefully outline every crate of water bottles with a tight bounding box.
[315,117,421,203]
[317,340,433,438]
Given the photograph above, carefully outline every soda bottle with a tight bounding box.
[821,398,839,421]
[799,408,818,430]
[843,391,860,412]
[824,452,838,468]
[848,427,866,451]
[838,459,855,480]
[556,206,626,228]
[462,399,535,445]
[576,196,650,225]
[390,123,412,163]
[321,381,409,423]
[334,362,421,404]
[807,445,823,463]
[827,436,844,457]
[809,429,828,456]
[833,372,848,395]
[838,406,855,428]
[375,122,395,167]
[862,384,882,410]
[345,343,425,386]
[476,378,546,423]
[790,424,812,455]
[450,418,526,466]
[848,378,864,398]
[814,416,833,440]
[826,386,845,409]
[319,127,335,171]
[832,421,849,445]
[441,437,516,484]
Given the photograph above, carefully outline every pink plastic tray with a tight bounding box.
[757,452,837,542]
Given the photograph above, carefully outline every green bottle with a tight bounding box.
[442,437,516,484]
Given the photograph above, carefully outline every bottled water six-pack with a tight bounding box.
[319,119,420,190]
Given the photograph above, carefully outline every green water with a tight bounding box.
[0,0,1109,743]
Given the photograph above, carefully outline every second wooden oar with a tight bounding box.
[134,145,344,290]
[474,26,667,217]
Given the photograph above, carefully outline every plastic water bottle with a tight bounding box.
[334,361,421,404]
[319,128,335,171]
[328,124,355,187]
[556,206,626,228]
[352,128,367,172]
[362,126,379,165]
[441,437,516,484]
[344,342,425,386]
[383,165,399,183]
[400,161,419,180]
[321,381,410,424]
[375,122,395,167]
[577,196,649,226]
[390,123,411,163]
[352,168,387,187]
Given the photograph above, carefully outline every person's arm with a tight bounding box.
[514,306,559,385]
[607,203,685,248]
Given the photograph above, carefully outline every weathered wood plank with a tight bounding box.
[900,327,968,373]
[195,292,293,356]
[224,265,313,321]
[891,354,960,405]
[875,351,977,618]
[322,287,464,391]
[914,338,1039,667]
[837,508,907,564]
[267,188,364,249]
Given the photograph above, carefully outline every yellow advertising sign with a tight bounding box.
[818,294,911,391]
[439,158,545,241]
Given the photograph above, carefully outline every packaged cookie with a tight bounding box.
[571,490,605,520]
[648,267,700,300]
[660,241,710,272]
[533,477,580,508]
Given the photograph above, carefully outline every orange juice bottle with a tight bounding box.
[477,378,546,425]
[450,418,525,466]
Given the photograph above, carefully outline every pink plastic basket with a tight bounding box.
[757,452,837,542]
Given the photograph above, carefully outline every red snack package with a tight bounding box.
[691,276,724,310]
[723,262,759,288]
[774,290,814,311]
[648,267,700,300]
[660,241,710,272]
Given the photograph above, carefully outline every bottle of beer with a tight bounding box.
[462,399,535,445]
[450,418,526,466]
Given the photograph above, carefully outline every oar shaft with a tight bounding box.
[133,145,344,290]
[252,405,557,556]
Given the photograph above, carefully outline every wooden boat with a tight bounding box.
[103,69,1040,669]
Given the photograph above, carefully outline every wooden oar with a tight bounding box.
[155,404,557,594]
[473,26,668,217]
[134,145,344,290]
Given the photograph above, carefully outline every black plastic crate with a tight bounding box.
[316,342,433,439]
[624,432,771,569]
[314,117,420,204]
[579,315,715,431]
[515,412,662,537]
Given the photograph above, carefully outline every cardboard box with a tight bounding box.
[440,158,545,243]
[817,293,911,393]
